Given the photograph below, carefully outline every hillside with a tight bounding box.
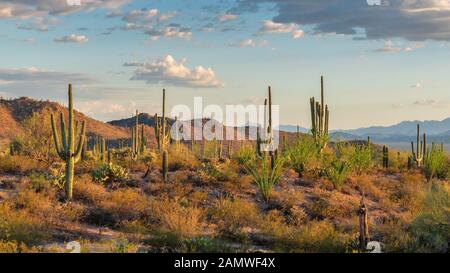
[0,97,129,145]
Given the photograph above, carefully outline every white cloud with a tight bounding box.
[125,55,223,88]
[54,34,88,43]
[145,27,192,40]
[257,20,304,39]
[217,13,238,22]
[122,8,159,22]
[228,38,267,47]
[414,99,440,106]
[375,40,425,53]
[122,8,177,24]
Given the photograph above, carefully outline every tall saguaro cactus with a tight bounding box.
[154,89,171,181]
[155,89,171,151]
[131,110,140,159]
[310,76,329,153]
[411,124,426,167]
[51,84,86,200]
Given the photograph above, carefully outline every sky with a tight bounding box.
[0,0,449,130]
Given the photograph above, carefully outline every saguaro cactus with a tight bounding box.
[51,84,86,200]
[382,146,389,169]
[411,124,426,168]
[162,150,169,181]
[310,76,329,153]
[140,125,146,154]
[155,89,171,151]
[131,110,140,159]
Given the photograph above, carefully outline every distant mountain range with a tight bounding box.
[279,118,450,143]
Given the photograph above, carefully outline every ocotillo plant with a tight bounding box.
[382,146,389,169]
[310,76,329,153]
[411,124,426,167]
[51,84,86,200]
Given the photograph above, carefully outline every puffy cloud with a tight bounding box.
[122,8,159,22]
[257,20,304,39]
[125,55,223,88]
[234,0,450,41]
[227,38,267,47]
[145,26,192,40]
[54,34,88,43]
[217,13,238,22]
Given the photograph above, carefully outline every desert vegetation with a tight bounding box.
[0,78,449,253]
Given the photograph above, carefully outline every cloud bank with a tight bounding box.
[234,0,450,41]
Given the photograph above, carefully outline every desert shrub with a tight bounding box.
[350,143,373,175]
[326,159,350,190]
[148,198,203,238]
[0,240,41,253]
[285,221,352,253]
[168,145,199,171]
[424,144,447,181]
[110,238,139,253]
[287,137,318,177]
[9,111,57,166]
[246,155,284,202]
[390,173,426,212]
[222,175,253,194]
[260,212,351,253]
[270,189,304,212]
[183,237,236,253]
[204,160,237,182]
[0,203,50,244]
[209,198,261,240]
[73,175,108,205]
[92,162,129,185]
[234,145,255,167]
[0,155,46,174]
[99,188,148,223]
[411,182,450,252]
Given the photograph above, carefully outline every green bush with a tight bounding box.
[327,159,350,190]
[424,144,447,181]
[287,137,317,177]
[234,145,255,167]
[412,182,450,252]
[350,144,373,175]
[92,162,129,185]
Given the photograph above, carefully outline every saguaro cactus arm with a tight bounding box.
[51,113,65,158]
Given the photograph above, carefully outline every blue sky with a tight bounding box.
[0,0,449,129]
